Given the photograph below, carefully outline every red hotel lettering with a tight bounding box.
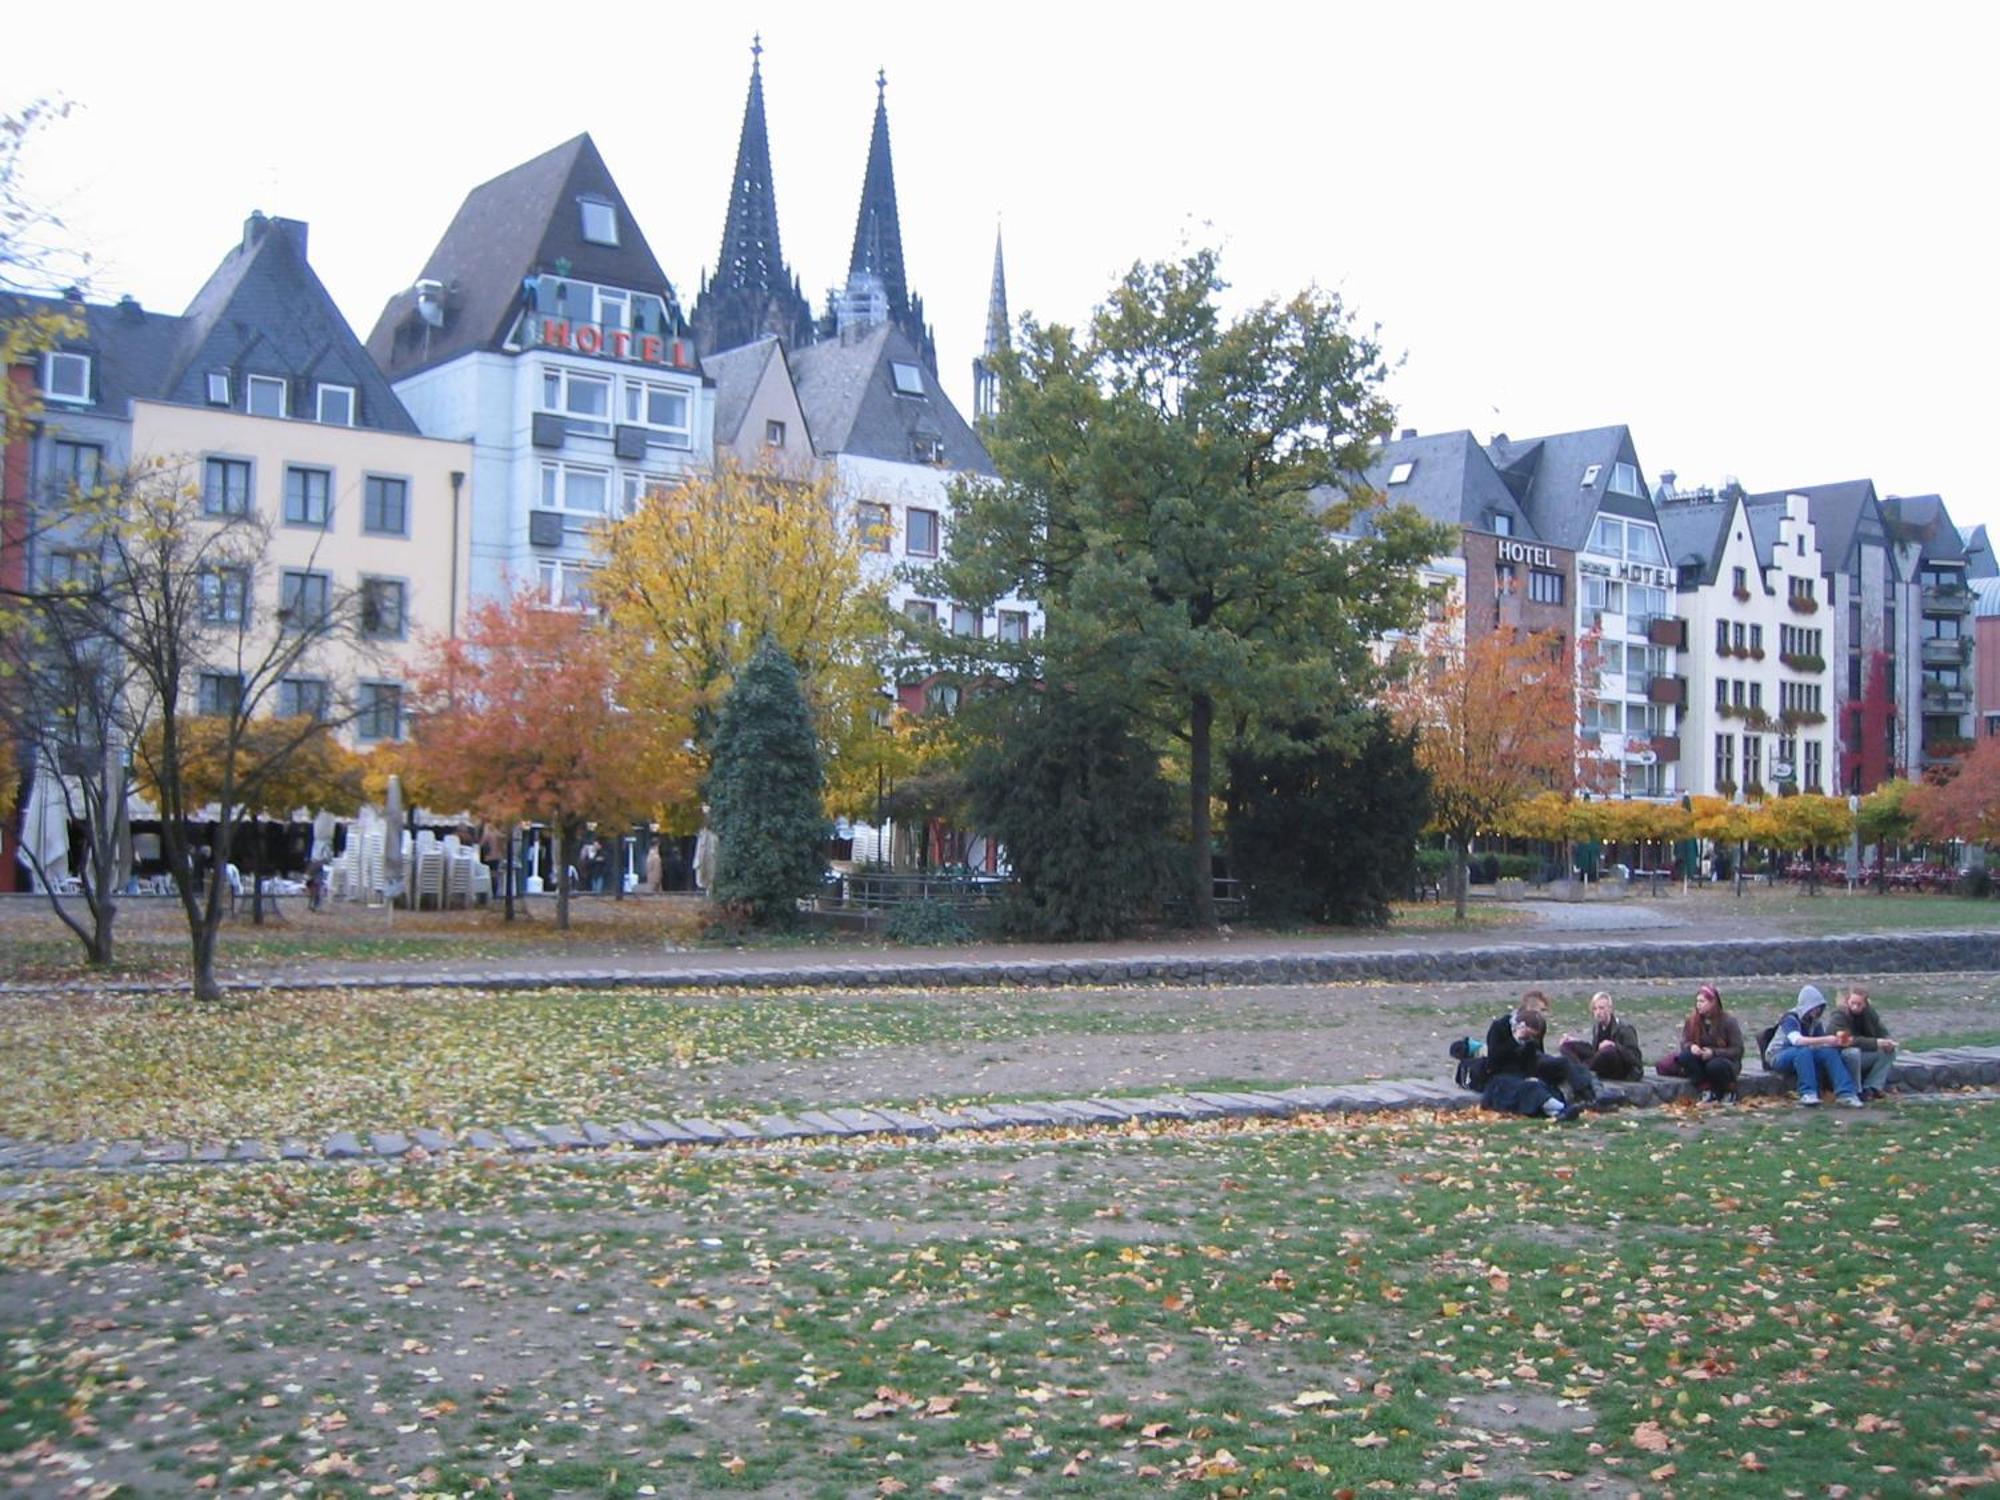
[639,335,663,364]
[540,318,569,347]
[610,330,631,358]
[573,324,602,354]
[671,339,687,366]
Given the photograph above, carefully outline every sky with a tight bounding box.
[8,0,1997,530]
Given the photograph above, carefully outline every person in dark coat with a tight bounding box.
[1836,986,1898,1100]
[1559,991,1645,1082]
[1481,1012,1584,1122]
[1668,983,1745,1104]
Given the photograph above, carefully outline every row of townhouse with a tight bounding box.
[1351,425,1992,803]
[1,50,1036,890]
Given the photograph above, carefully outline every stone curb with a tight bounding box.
[6,930,1997,1000]
[2,1047,1995,1175]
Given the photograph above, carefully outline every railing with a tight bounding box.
[1922,583,1973,612]
[1645,673,1686,705]
[1920,636,1971,666]
[822,870,1015,910]
[1646,615,1687,649]
[1920,685,1971,712]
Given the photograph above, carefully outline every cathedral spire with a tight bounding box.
[973,225,1009,421]
[690,34,816,359]
[827,69,936,372]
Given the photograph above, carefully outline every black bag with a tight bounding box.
[1757,1022,1779,1070]
[1449,1038,1491,1093]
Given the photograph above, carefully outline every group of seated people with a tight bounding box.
[1452,983,1899,1121]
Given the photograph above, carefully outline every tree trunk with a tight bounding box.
[1453,834,1470,923]
[554,824,571,931]
[504,825,517,922]
[1735,839,1746,898]
[1189,693,1215,929]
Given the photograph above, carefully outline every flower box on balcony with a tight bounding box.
[1787,596,1818,614]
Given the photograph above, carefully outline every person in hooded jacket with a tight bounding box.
[1765,984,1862,1107]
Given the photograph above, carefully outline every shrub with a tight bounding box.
[1955,868,1994,899]
[1415,848,1453,879]
[1493,853,1539,880]
[884,899,976,946]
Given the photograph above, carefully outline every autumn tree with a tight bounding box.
[1385,612,1581,920]
[1856,777,1920,889]
[929,249,1449,927]
[1907,737,2000,846]
[2,100,90,444]
[408,588,655,930]
[1760,793,1854,893]
[1690,794,1761,897]
[705,636,827,924]
[594,454,891,828]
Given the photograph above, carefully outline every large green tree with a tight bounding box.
[931,249,1449,925]
[706,637,828,924]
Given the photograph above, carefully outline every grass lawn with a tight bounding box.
[2,1095,1995,1496]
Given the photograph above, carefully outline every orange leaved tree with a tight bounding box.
[1908,737,2000,847]
[1384,611,1581,920]
[407,590,658,930]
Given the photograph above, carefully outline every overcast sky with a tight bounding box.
[9,1,1995,531]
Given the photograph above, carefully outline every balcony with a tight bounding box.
[1650,735,1681,764]
[1922,683,1972,713]
[1647,615,1687,649]
[1923,582,1974,614]
[1921,635,1971,667]
[1646,673,1686,705]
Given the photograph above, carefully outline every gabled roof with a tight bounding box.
[1483,424,1653,551]
[701,336,798,449]
[163,215,415,432]
[1880,494,1967,564]
[1963,524,1996,580]
[367,134,681,380]
[1745,502,1784,571]
[1744,479,1881,575]
[1656,497,1737,586]
[788,322,990,474]
[1339,430,1538,539]
[1,291,182,418]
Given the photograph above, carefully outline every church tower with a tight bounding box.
[690,36,817,360]
[971,227,1008,421]
[824,71,937,373]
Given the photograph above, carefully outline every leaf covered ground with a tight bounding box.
[2,1095,1996,1497]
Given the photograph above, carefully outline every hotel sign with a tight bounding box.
[1496,539,1557,568]
[529,317,694,370]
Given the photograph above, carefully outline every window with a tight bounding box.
[1923,615,1962,640]
[536,558,597,611]
[1745,736,1762,789]
[1528,568,1564,604]
[912,433,945,464]
[1732,679,1746,708]
[924,682,960,716]
[1804,740,1822,791]
[1491,512,1513,536]
[1749,624,1763,653]
[1714,733,1735,789]
[246,374,287,417]
[622,378,691,445]
[315,383,355,426]
[1626,525,1665,566]
[206,371,230,406]
[1715,677,1728,709]
[1495,562,1517,594]
[284,466,331,527]
[579,197,619,246]
[198,566,250,625]
[906,507,939,558]
[279,569,331,632]
[765,419,786,446]
[998,609,1029,644]
[44,351,91,403]
[1749,682,1763,710]
[43,549,95,588]
[540,460,608,514]
[364,475,409,535]
[356,682,404,741]
[952,605,981,638]
[1789,576,1815,603]
[1581,464,1602,489]
[904,599,938,627]
[1626,583,1667,626]
[1884,602,1897,650]
[1388,461,1415,485]
[278,678,328,722]
[1732,565,1747,594]
[541,366,613,437]
[857,502,892,551]
[1608,461,1640,497]
[360,578,407,639]
[198,673,244,717]
[48,439,101,494]
[1715,619,1729,652]
[1733,622,1746,651]
[889,361,925,396]
[203,457,252,517]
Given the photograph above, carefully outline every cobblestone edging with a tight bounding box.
[8,929,1998,1000]
[2,1046,1996,1175]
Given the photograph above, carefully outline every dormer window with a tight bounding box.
[43,351,91,404]
[316,383,355,426]
[889,361,925,397]
[1491,513,1514,536]
[206,371,231,406]
[579,198,619,247]
[246,374,287,418]
[1580,463,1602,488]
[913,433,945,464]
[1387,461,1415,485]
[1609,461,1640,497]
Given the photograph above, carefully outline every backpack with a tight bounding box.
[1757,1020,1782,1070]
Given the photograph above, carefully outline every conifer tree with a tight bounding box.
[706,637,827,923]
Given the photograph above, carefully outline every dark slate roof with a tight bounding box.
[1333,430,1537,539]
[1963,524,1996,580]
[162,215,416,433]
[367,134,682,381]
[5,218,416,434]
[1744,479,1881,575]
[788,323,990,474]
[1880,494,1967,563]
[1482,424,1653,551]
[1656,498,1734,586]
[701,336,790,449]
[1745,501,1783,571]
[1,291,182,418]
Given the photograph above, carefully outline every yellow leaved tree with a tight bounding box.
[594,456,893,830]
